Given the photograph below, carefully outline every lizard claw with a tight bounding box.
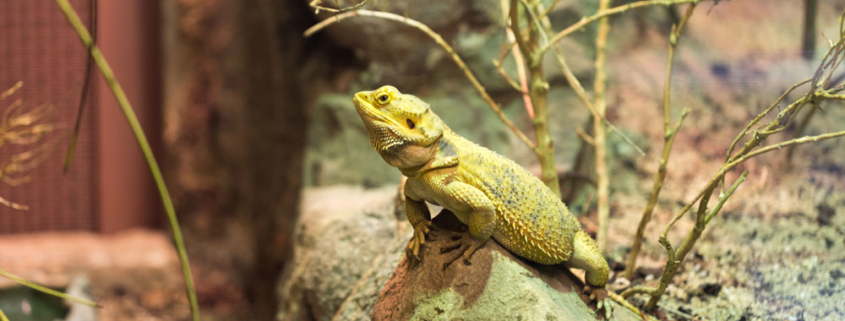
[406,220,432,261]
[439,232,485,270]
[583,286,612,320]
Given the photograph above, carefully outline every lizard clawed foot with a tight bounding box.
[405,220,433,262]
[583,285,613,320]
[438,232,485,270]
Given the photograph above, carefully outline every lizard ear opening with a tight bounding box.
[406,119,416,129]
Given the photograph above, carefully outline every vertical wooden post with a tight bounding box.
[96,0,161,232]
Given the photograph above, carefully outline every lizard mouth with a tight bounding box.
[353,91,396,126]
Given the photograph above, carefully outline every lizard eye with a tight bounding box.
[406,119,415,129]
[375,93,391,105]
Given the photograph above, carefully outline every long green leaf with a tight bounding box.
[52,1,200,320]
[0,269,98,308]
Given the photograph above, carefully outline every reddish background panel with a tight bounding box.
[0,0,98,233]
[0,0,161,234]
[96,0,162,233]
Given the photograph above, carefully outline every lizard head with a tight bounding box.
[353,86,445,169]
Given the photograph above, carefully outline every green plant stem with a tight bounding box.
[785,103,816,163]
[0,268,99,307]
[644,171,747,310]
[540,0,705,54]
[511,0,561,197]
[593,0,612,253]
[0,306,7,321]
[725,79,811,164]
[624,2,696,278]
[519,2,645,158]
[53,1,200,320]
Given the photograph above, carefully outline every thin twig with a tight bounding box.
[63,0,96,173]
[575,127,595,146]
[305,9,535,149]
[725,79,812,163]
[0,268,99,308]
[541,0,705,55]
[784,102,817,163]
[492,58,526,93]
[509,28,534,119]
[512,0,561,196]
[536,0,563,25]
[624,2,696,278]
[0,82,23,100]
[497,0,534,119]
[519,0,646,156]
[644,171,747,310]
[53,1,200,320]
[0,195,28,210]
[728,130,845,167]
[593,0,612,253]
[620,285,657,299]
[608,291,655,321]
[309,0,370,13]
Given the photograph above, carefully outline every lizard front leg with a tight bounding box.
[405,195,432,261]
[438,181,496,268]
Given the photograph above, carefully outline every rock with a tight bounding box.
[279,186,639,321]
[372,211,641,321]
[277,185,412,321]
[64,275,98,321]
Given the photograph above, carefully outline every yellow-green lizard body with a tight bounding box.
[352,86,611,317]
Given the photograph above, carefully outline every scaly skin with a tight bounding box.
[352,86,612,318]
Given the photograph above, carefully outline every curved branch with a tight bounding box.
[305,10,536,148]
[540,0,703,55]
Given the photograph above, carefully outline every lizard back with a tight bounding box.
[445,130,579,264]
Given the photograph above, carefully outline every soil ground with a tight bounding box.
[0,230,252,321]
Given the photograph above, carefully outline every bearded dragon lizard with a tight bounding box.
[352,86,612,318]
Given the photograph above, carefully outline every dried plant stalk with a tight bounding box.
[593,0,612,253]
[0,82,57,210]
[641,14,845,308]
[304,9,536,149]
[624,2,696,278]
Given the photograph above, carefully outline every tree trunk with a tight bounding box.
[162,0,311,318]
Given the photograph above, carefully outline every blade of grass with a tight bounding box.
[63,0,96,173]
[0,268,99,308]
[0,306,7,321]
[52,1,200,320]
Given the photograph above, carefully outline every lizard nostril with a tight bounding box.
[406,119,416,129]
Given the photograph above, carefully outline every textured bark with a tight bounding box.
[162,0,311,318]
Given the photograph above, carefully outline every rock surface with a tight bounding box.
[278,186,639,321]
[277,185,412,321]
[372,212,640,321]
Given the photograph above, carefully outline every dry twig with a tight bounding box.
[624,2,697,278]
[540,0,707,55]
[304,9,536,149]
[642,12,845,308]
[593,0,612,253]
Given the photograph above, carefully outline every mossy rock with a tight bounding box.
[372,211,640,321]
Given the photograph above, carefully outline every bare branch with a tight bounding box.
[309,0,370,14]
[624,2,696,278]
[540,0,705,55]
[519,0,646,156]
[305,9,537,149]
[593,0,612,253]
